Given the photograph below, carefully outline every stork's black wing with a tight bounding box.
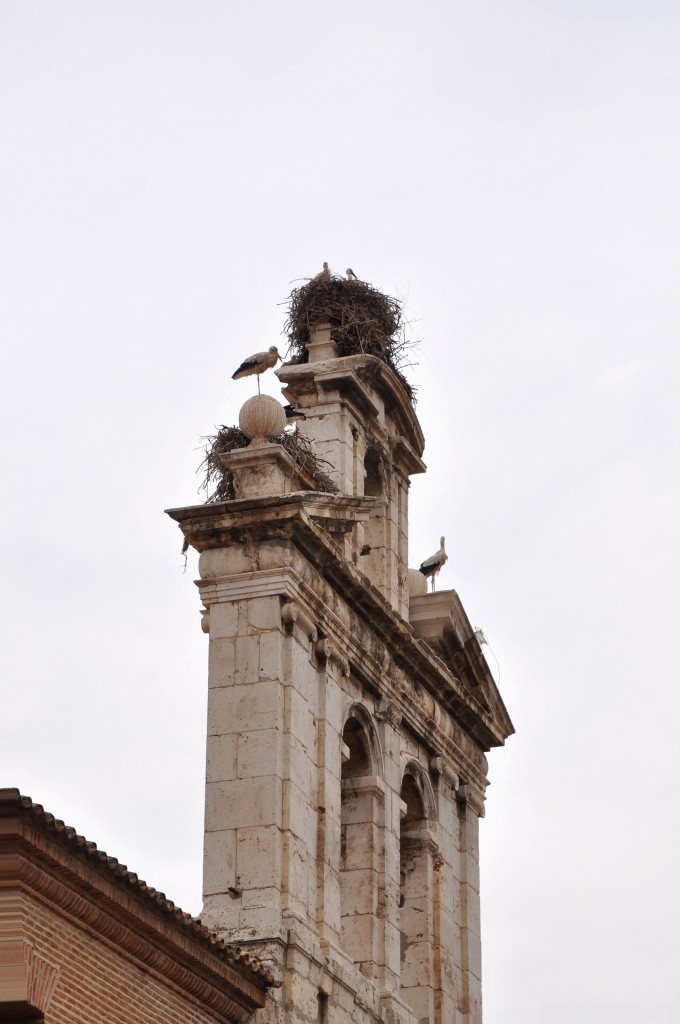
[419,557,440,576]
[232,358,259,379]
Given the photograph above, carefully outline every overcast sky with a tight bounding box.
[1,3,679,1022]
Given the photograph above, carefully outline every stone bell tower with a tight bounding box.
[167,278,513,1024]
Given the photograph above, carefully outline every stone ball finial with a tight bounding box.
[238,394,287,443]
[408,568,428,598]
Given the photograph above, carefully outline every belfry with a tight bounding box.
[167,272,514,1024]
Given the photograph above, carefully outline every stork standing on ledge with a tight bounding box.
[231,346,281,393]
[419,537,447,592]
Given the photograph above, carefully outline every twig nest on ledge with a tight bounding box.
[239,394,287,442]
[200,424,338,502]
[283,275,417,404]
[408,568,428,597]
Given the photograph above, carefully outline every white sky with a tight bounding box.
[1,3,679,1022]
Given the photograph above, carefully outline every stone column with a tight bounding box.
[374,700,404,997]
[200,575,288,945]
[430,759,461,1024]
[314,639,348,949]
[457,787,484,1023]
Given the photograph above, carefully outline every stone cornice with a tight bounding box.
[169,494,511,753]
[0,796,269,1021]
[277,354,425,464]
[167,492,375,550]
[410,592,515,743]
[195,562,490,792]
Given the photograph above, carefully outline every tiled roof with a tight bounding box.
[1,789,277,988]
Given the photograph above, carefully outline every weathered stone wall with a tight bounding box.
[167,342,512,1024]
[277,348,425,620]
[197,540,485,1024]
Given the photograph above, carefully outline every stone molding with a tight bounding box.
[340,775,386,802]
[280,361,382,425]
[343,703,385,777]
[410,590,514,742]
[399,824,441,857]
[455,782,486,818]
[375,697,402,729]
[276,353,426,467]
[401,760,438,822]
[193,561,493,789]
[175,495,510,756]
[314,637,350,676]
[167,492,376,548]
[281,600,318,642]
[429,755,460,793]
[198,566,300,604]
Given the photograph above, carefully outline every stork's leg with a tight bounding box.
[257,374,261,395]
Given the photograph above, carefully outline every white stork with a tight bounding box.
[419,537,447,592]
[314,261,331,282]
[231,346,281,393]
[346,268,359,281]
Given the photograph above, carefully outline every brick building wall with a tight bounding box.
[0,791,273,1023]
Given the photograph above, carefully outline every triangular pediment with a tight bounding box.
[409,590,514,743]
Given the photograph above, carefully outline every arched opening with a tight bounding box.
[362,445,389,597]
[342,718,371,778]
[401,774,425,830]
[364,447,384,497]
[339,709,383,974]
[400,767,435,1022]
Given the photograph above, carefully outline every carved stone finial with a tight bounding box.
[238,394,287,445]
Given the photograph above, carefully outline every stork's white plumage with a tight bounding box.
[314,261,331,282]
[346,267,358,281]
[419,536,447,592]
[231,346,281,393]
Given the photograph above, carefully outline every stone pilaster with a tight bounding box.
[167,356,513,1024]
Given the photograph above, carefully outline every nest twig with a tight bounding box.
[199,426,339,502]
[283,275,417,403]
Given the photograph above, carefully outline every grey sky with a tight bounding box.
[1,3,679,1022]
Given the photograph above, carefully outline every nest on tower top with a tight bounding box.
[283,275,416,403]
[199,425,338,503]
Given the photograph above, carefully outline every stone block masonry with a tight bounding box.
[168,341,513,1023]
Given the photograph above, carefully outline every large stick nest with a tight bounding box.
[199,426,338,503]
[283,275,417,403]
